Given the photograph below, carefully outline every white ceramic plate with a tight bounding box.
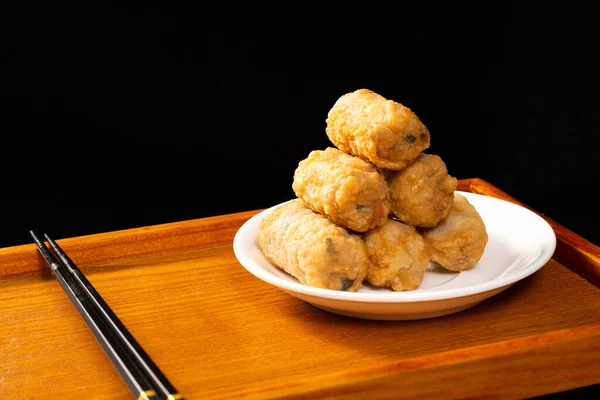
[233,191,557,321]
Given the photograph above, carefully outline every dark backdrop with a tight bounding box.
[1,4,598,251]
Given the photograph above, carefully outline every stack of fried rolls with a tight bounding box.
[257,89,488,292]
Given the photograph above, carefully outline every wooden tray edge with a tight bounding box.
[0,210,259,279]
[458,178,600,287]
[207,323,600,400]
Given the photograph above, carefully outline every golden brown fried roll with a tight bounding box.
[325,89,430,170]
[387,153,458,228]
[292,147,390,232]
[257,199,369,291]
[420,194,488,272]
[363,219,432,291]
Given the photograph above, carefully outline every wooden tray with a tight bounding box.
[1,178,599,399]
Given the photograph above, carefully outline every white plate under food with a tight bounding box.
[233,191,557,321]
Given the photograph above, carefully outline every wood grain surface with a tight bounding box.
[1,179,599,399]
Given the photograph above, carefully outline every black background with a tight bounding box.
[1,3,599,398]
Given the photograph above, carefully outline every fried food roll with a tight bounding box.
[292,147,390,232]
[420,194,488,272]
[325,89,430,170]
[387,153,458,228]
[363,219,432,291]
[257,199,369,291]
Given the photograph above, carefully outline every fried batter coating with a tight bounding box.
[420,194,488,272]
[363,219,432,291]
[257,199,369,291]
[387,153,458,228]
[292,147,390,232]
[325,89,430,170]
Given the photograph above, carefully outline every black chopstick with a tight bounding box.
[30,231,185,400]
[42,233,184,400]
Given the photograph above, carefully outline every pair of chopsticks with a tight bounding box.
[30,231,185,400]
